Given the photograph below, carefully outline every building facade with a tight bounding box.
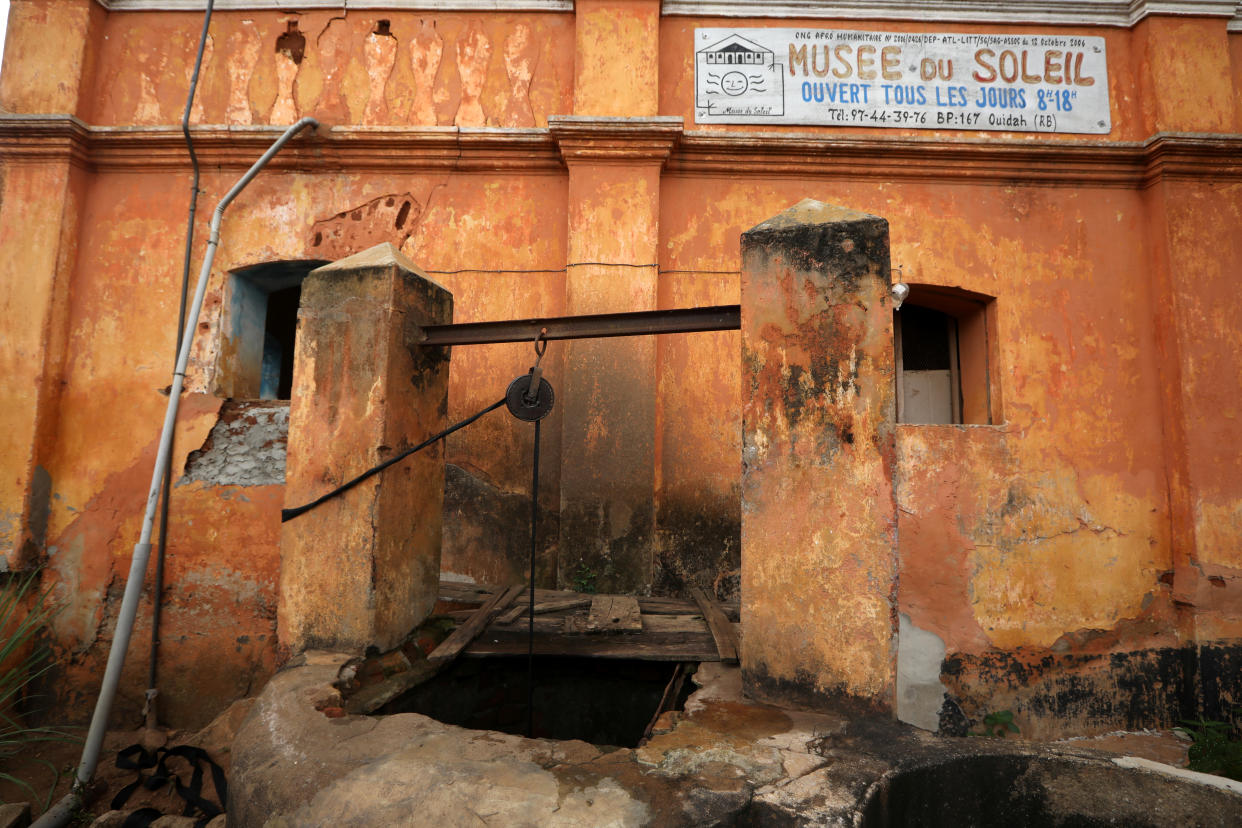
[1,0,1240,737]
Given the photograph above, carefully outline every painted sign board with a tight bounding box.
[695,28,1110,134]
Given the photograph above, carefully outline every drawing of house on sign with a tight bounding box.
[696,33,784,120]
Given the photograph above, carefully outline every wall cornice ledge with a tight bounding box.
[2,117,1238,185]
[0,114,91,168]
[95,0,573,10]
[668,130,1242,186]
[661,0,1239,27]
[0,118,564,172]
[548,116,685,165]
[1141,132,1242,184]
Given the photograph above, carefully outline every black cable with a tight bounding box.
[527,417,540,739]
[425,268,565,275]
[422,265,739,276]
[281,397,505,522]
[657,269,741,275]
[565,261,657,268]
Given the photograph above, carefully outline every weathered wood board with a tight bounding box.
[429,583,524,664]
[690,586,740,663]
[586,595,642,633]
[438,579,736,663]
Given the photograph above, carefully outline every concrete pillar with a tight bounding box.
[546,0,671,594]
[740,199,898,714]
[0,158,85,569]
[278,243,452,654]
[549,116,680,594]
[0,0,100,569]
[572,0,660,118]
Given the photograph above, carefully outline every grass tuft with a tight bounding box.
[0,570,79,810]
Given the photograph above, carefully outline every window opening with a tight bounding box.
[896,305,960,424]
[894,286,998,425]
[262,284,301,399]
[217,260,327,400]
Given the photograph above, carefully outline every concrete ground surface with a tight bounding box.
[2,663,1235,826]
[225,654,1239,826]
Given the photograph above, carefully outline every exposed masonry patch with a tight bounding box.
[308,193,420,261]
[276,21,306,64]
[182,401,289,487]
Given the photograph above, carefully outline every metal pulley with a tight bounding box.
[506,374,554,421]
[506,328,555,421]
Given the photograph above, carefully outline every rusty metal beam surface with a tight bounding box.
[417,305,741,346]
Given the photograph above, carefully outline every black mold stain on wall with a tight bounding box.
[942,643,1242,734]
[653,491,741,601]
[744,662,890,717]
[442,463,558,587]
[742,216,889,293]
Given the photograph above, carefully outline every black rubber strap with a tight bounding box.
[111,743,227,823]
[114,744,158,772]
[112,745,159,811]
[165,745,227,820]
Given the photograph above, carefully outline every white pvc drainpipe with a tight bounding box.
[33,116,319,828]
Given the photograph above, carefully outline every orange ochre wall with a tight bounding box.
[0,1,1239,735]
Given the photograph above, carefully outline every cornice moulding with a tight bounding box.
[548,116,685,164]
[661,0,1239,27]
[0,118,564,172]
[95,1,573,10]
[1,116,1240,185]
[0,114,91,168]
[671,129,1148,185]
[88,0,1242,30]
[1140,132,1242,184]
[666,129,1242,184]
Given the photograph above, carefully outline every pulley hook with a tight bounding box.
[507,328,555,421]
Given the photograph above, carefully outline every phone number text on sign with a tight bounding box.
[694,29,1110,134]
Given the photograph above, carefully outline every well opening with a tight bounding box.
[375,656,697,749]
[859,754,1240,828]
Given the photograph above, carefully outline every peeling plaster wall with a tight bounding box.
[657,169,1239,734]
[26,159,569,724]
[81,11,574,129]
[41,394,283,728]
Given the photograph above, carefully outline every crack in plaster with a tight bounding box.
[1025,518,1125,545]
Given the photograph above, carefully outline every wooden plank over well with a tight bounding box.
[495,614,709,635]
[437,580,731,619]
[497,595,592,626]
[586,595,642,633]
[428,583,524,665]
[690,586,740,663]
[464,630,720,661]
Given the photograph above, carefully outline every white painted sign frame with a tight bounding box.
[694,28,1111,134]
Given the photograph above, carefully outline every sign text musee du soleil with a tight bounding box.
[695,29,1110,134]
